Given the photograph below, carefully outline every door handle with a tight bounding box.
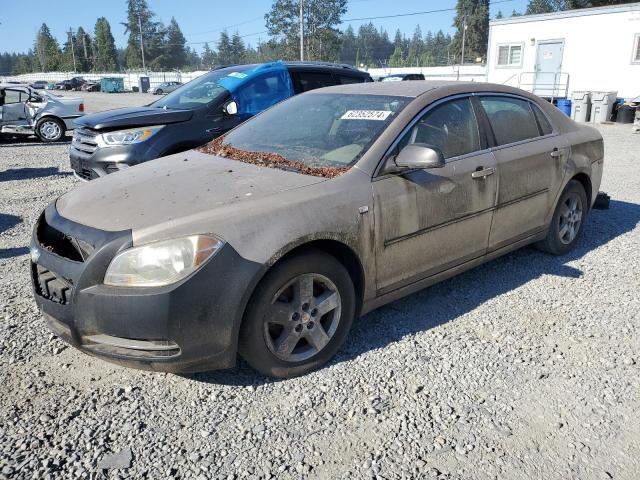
[550,148,563,158]
[471,166,495,179]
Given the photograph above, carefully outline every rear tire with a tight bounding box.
[36,117,66,143]
[239,250,355,378]
[536,180,588,255]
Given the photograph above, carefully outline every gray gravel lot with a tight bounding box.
[0,116,639,479]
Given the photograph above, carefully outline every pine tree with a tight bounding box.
[526,0,560,14]
[165,17,187,69]
[451,0,490,63]
[496,10,504,19]
[406,25,424,67]
[217,31,234,65]
[123,0,162,69]
[94,17,118,71]
[75,27,93,72]
[201,43,217,69]
[339,25,358,66]
[230,32,246,64]
[34,24,61,72]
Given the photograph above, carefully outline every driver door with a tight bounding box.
[1,89,28,124]
[372,96,498,294]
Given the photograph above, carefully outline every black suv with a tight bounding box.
[70,61,372,180]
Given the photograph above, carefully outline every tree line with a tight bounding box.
[1,0,636,75]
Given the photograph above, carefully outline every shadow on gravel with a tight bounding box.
[185,200,640,386]
[0,167,72,182]
[0,213,22,234]
[0,246,29,260]
[0,137,70,146]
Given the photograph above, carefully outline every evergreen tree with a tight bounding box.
[94,17,118,71]
[201,43,217,68]
[217,31,234,65]
[165,17,187,68]
[496,10,504,19]
[339,25,358,66]
[230,32,246,64]
[406,25,424,67]
[526,0,560,14]
[75,27,93,72]
[123,0,162,69]
[34,23,62,72]
[451,0,490,63]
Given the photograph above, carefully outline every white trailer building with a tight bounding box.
[486,3,640,99]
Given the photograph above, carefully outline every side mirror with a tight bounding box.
[394,143,445,170]
[223,100,238,115]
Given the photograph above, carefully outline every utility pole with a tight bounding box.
[460,15,467,67]
[138,14,146,72]
[81,31,88,60]
[68,28,77,72]
[299,0,304,61]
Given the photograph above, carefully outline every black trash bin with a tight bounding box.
[616,105,637,124]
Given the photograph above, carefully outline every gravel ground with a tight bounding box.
[0,122,639,480]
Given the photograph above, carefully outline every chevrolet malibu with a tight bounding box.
[31,81,604,378]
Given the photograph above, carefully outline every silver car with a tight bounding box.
[30,81,603,378]
[0,84,84,142]
[153,81,183,95]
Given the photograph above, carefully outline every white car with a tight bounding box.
[153,81,183,95]
[0,84,85,142]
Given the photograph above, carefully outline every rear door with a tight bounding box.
[478,95,568,250]
[289,69,338,94]
[373,96,498,294]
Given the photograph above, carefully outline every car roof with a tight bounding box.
[214,61,369,77]
[309,80,543,99]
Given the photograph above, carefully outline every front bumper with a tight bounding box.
[30,203,263,373]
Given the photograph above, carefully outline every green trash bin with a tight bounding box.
[100,77,124,93]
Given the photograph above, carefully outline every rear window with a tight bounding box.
[480,96,541,146]
[291,71,337,93]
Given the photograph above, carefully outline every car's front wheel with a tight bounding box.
[537,180,588,255]
[156,89,163,95]
[36,118,65,142]
[239,250,355,378]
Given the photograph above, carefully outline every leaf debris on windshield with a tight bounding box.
[198,137,349,179]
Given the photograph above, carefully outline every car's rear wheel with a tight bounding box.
[239,250,355,378]
[36,118,65,142]
[156,89,163,95]
[536,180,588,255]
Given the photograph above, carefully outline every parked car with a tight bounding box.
[153,81,182,95]
[55,77,86,91]
[81,81,101,92]
[380,73,426,82]
[69,61,372,179]
[29,80,49,89]
[32,81,604,377]
[0,84,84,142]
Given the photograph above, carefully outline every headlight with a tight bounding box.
[97,125,164,146]
[104,235,223,287]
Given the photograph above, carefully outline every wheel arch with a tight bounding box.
[570,172,593,208]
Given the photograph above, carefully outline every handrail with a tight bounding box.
[517,71,570,102]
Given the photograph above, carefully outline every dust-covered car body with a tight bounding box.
[0,84,84,142]
[30,81,603,376]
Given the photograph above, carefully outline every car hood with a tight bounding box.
[56,150,326,235]
[75,106,193,130]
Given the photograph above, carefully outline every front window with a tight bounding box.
[151,66,254,110]
[199,93,410,177]
[496,43,523,67]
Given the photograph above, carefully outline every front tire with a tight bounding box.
[536,180,588,255]
[239,250,355,378]
[156,89,163,95]
[36,118,65,142]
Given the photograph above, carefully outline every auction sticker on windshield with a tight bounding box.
[341,110,392,121]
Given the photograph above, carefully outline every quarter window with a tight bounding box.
[480,96,541,145]
[336,75,363,85]
[397,97,481,159]
[633,33,640,64]
[531,103,553,136]
[496,43,523,67]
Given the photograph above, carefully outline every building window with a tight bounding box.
[633,33,640,64]
[496,43,523,67]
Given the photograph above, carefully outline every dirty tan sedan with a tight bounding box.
[31,82,604,378]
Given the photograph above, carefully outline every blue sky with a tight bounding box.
[0,0,528,54]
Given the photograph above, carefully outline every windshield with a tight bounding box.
[150,66,253,110]
[199,93,410,177]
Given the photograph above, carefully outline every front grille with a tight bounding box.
[71,127,98,154]
[36,215,93,262]
[33,265,73,305]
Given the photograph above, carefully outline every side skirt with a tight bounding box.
[360,229,547,316]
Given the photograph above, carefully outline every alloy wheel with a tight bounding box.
[264,273,342,362]
[558,192,583,245]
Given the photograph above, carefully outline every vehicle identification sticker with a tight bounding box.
[227,72,248,78]
[341,110,393,120]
